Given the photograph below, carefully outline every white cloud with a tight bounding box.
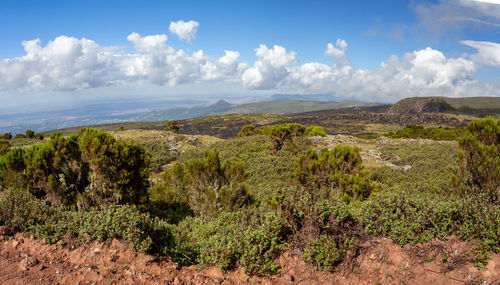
[411,0,500,36]
[0,32,243,91]
[169,20,199,42]
[325,39,348,58]
[0,33,498,101]
[241,45,296,89]
[333,47,482,101]
[461,40,500,66]
[242,41,496,101]
[0,36,120,91]
[127,32,168,52]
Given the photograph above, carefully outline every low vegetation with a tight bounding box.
[0,118,498,275]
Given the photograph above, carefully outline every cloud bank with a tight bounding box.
[0,26,499,100]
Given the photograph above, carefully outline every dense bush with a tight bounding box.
[269,123,306,153]
[0,188,173,253]
[0,139,9,156]
[452,117,499,202]
[171,211,286,275]
[0,128,151,209]
[354,192,499,266]
[305,125,326,137]
[238,125,262,137]
[25,129,35,139]
[1,132,12,140]
[166,120,180,133]
[295,146,377,201]
[302,235,341,270]
[154,149,250,219]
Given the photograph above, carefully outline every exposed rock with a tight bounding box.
[389,97,455,114]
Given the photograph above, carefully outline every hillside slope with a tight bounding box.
[210,100,381,115]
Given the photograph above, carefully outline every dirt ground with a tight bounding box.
[0,227,498,285]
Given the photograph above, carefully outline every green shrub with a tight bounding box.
[171,211,285,275]
[295,146,376,201]
[0,128,151,209]
[305,125,326,137]
[158,149,250,218]
[0,139,9,156]
[133,138,177,173]
[303,235,341,270]
[453,117,499,202]
[238,125,262,137]
[0,148,26,189]
[269,123,306,153]
[0,188,173,253]
[166,120,180,133]
[2,132,12,140]
[25,129,35,139]
[354,192,499,263]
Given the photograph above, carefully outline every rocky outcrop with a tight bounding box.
[389,97,455,114]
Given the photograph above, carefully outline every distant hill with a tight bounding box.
[389,97,455,114]
[389,96,500,117]
[140,100,233,121]
[210,100,382,115]
[141,99,383,121]
[441,97,500,110]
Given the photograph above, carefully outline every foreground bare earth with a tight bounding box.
[0,228,498,285]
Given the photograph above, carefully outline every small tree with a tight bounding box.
[160,149,250,218]
[305,126,326,137]
[451,117,499,202]
[2,132,12,140]
[295,146,376,201]
[166,120,180,133]
[78,128,151,208]
[0,139,9,156]
[269,123,306,153]
[25,129,35,139]
[238,125,262,137]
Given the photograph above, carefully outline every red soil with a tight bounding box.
[0,228,498,285]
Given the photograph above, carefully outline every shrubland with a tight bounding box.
[0,119,498,275]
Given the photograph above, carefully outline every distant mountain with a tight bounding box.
[209,100,382,115]
[268,93,338,101]
[140,100,233,121]
[389,96,500,117]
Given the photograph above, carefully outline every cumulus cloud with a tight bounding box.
[0,36,120,91]
[0,33,498,101]
[334,47,483,101]
[325,39,348,58]
[169,20,199,42]
[241,45,296,89]
[461,40,500,66]
[241,40,497,100]
[0,32,244,91]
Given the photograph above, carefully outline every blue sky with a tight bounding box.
[0,0,499,106]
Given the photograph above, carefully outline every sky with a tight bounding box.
[0,0,499,107]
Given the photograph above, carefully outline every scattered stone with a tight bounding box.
[284,274,295,282]
[11,240,19,248]
[0,226,13,236]
[291,248,302,256]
